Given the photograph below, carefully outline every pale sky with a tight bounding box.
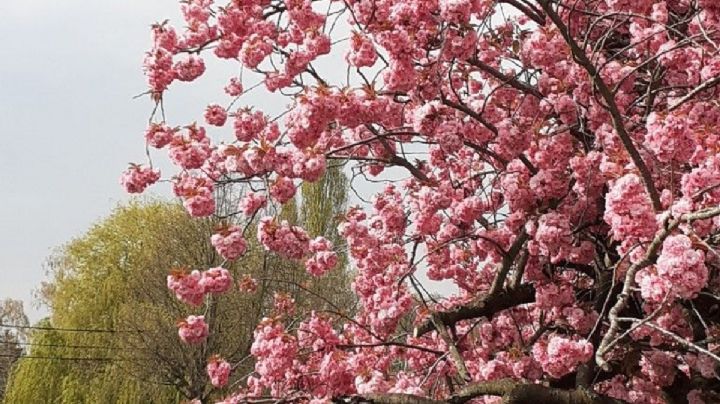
[0,0,195,321]
[0,1,455,323]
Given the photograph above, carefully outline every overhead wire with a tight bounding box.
[7,341,141,350]
[0,323,142,333]
[0,354,141,362]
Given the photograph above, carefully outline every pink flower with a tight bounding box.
[645,112,696,163]
[143,48,175,94]
[178,315,209,344]
[346,33,377,67]
[204,104,228,127]
[211,225,248,260]
[639,235,708,302]
[439,0,475,24]
[257,216,310,259]
[183,192,216,217]
[240,35,273,69]
[640,350,676,386]
[167,269,205,306]
[453,196,484,225]
[305,251,338,276]
[269,177,296,204]
[207,356,231,388]
[225,77,243,96]
[200,267,233,294]
[604,174,657,243]
[239,192,267,216]
[168,124,212,170]
[151,23,178,52]
[233,109,267,142]
[145,123,175,148]
[174,56,206,82]
[120,165,160,194]
[532,336,593,378]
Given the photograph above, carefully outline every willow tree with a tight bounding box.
[4,168,351,404]
[0,299,28,401]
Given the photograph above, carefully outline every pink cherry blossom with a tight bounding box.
[145,123,175,148]
[178,315,209,344]
[200,267,233,294]
[204,104,228,127]
[207,356,231,388]
[257,217,310,260]
[239,192,267,216]
[211,225,248,260]
[532,336,593,378]
[174,56,206,82]
[129,1,720,401]
[167,269,205,306]
[225,77,243,96]
[269,177,296,204]
[120,165,160,194]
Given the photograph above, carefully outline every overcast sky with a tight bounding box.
[0,1,455,323]
[0,0,194,321]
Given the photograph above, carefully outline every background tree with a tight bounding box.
[5,166,351,403]
[0,299,28,401]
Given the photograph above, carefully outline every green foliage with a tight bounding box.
[4,169,352,403]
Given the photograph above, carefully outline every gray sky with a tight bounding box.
[0,0,191,321]
[0,0,455,323]
[0,0,349,322]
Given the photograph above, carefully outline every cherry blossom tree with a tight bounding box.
[125,0,720,402]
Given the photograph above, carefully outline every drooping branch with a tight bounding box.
[537,0,662,212]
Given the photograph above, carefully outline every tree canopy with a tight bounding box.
[114,0,720,402]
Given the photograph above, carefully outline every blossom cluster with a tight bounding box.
[167,267,233,306]
[126,0,720,403]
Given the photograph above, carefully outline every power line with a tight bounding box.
[0,323,141,334]
[0,354,134,362]
[12,341,140,350]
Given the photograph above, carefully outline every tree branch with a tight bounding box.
[340,379,622,404]
[596,206,720,369]
[413,284,535,337]
[668,75,720,111]
[538,0,662,211]
[467,58,544,99]
[489,228,529,296]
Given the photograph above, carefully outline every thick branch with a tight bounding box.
[343,379,622,404]
[430,313,472,382]
[538,0,661,211]
[489,229,529,295]
[413,284,535,337]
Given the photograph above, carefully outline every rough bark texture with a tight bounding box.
[414,285,536,337]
